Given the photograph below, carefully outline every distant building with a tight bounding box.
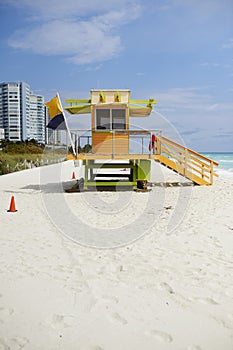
[45,105,62,145]
[29,94,45,143]
[0,82,46,143]
[0,128,4,140]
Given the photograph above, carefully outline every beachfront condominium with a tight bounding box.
[29,94,45,143]
[0,82,45,143]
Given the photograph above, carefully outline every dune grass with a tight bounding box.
[0,140,67,175]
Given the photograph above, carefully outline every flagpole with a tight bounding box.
[56,93,76,157]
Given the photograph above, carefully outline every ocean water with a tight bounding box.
[201,152,233,177]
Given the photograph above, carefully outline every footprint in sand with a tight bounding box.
[44,314,77,329]
[194,297,218,305]
[0,336,29,350]
[11,337,29,349]
[187,345,202,350]
[111,312,128,325]
[159,282,174,294]
[0,307,14,323]
[145,329,173,343]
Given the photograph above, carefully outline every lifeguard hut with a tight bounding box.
[65,89,218,190]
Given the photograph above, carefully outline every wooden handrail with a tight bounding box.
[158,135,219,185]
[160,136,219,166]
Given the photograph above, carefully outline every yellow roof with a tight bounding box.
[65,105,91,114]
[64,96,156,117]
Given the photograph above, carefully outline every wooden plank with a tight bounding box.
[161,146,182,161]
[77,154,159,160]
[92,133,113,154]
[189,153,213,168]
[115,135,129,154]
[185,170,209,185]
[157,155,211,185]
[161,140,184,154]
[158,155,185,175]
[92,132,129,155]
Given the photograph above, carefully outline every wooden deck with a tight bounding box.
[69,134,219,186]
[75,153,160,161]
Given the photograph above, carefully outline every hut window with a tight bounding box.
[112,109,125,129]
[96,108,126,130]
[96,109,110,130]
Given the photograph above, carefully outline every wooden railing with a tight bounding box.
[67,129,219,185]
[157,136,219,185]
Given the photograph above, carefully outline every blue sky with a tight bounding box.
[0,0,233,151]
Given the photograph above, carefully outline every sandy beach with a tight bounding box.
[0,160,233,350]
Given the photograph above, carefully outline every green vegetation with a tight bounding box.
[68,143,92,154]
[1,139,45,154]
[79,144,92,153]
[0,139,92,175]
[0,140,66,175]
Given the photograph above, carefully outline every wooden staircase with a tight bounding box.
[156,136,219,185]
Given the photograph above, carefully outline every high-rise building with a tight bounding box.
[0,82,46,143]
[29,94,45,143]
[0,128,4,140]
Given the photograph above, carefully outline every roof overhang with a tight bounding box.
[65,105,91,114]
[64,97,157,117]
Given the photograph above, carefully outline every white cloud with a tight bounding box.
[200,62,221,68]
[6,0,141,64]
[222,38,233,49]
[3,0,139,20]
[9,19,122,64]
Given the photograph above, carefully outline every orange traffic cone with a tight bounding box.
[7,196,17,212]
[72,171,76,179]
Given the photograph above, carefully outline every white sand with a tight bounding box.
[0,160,233,350]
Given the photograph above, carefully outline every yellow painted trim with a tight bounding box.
[65,99,91,104]
[99,92,106,103]
[114,92,121,102]
[130,99,157,105]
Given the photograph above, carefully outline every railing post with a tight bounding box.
[201,164,205,179]
[184,148,188,176]
[75,132,78,155]
[156,135,161,155]
[179,152,182,165]
[112,130,114,159]
[149,131,152,158]
[210,161,213,185]
[66,130,68,154]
